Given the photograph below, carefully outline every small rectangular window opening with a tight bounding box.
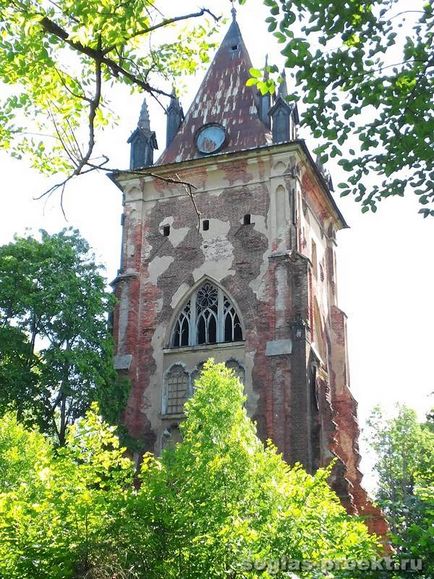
[202,219,210,231]
[231,44,238,51]
[163,225,170,237]
[243,214,251,225]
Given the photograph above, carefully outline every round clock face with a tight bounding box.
[195,123,226,154]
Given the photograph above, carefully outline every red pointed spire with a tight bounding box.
[157,20,270,165]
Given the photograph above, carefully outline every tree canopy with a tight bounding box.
[246,0,434,216]
[0,0,220,194]
[367,405,434,577]
[0,361,381,578]
[2,1,432,215]
[0,228,127,444]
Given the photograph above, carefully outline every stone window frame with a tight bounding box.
[162,358,245,417]
[170,280,244,348]
[162,363,190,416]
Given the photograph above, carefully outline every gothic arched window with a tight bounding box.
[171,282,243,348]
[164,365,189,415]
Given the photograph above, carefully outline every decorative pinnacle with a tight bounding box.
[264,54,269,79]
[278,69,288,98]
[230,0,237,20]
[138,97,150,130]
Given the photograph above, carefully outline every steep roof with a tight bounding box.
[157,17,270,165]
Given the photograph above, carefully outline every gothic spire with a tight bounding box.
[137,98,151,131]
[128,96,158,169]
[278,69,288,99]
[166,88,184,148]
[157,18,269,164]
[268,69,299,143]
[258,54,271,129]
[231,1,237,21]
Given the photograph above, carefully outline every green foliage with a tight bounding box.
[0,404,135,579]
[0,0,220,181]
[0,229,128,444]
[367,405,434,576]
[252,0,434,216]
[138,361,379,578]
[0,362,379,578]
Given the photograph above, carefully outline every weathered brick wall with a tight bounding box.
[111,143,386,534]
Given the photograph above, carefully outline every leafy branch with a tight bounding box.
[252,0,434,216]
[0,0,221,197]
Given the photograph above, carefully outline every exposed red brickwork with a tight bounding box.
[111,15,385,539]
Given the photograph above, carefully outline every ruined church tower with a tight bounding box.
[110,14,386,533]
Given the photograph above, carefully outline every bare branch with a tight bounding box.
[148,172,201,225]
[103,8,220,54]
[386,10,425,22]
[48,108,81,166]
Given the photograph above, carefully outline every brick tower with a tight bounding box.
[110,14,386,534]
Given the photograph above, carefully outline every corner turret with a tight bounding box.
[258,55,271,128]
[166,89,184,148]
[269,70,299,143]
[127,98,158,170]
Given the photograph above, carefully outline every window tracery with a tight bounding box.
[171,282,243,347]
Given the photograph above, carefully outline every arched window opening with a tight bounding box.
[223,297,243,342]
[164,365,189,415]
[196,283,218,344]
[172,302,190,347]
[171,282,243,347]
[225,359,245,384]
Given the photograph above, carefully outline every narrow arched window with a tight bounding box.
[164,365,189,415]
[223,296,243,342]
[172,301,190,347]
[196,283,218,344]
[171,282,243,347]
[225,359,245,383]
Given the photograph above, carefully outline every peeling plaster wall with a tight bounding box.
[111,143,385,535]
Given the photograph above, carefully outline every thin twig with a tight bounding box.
[103,8,220,54]
[148,172,201,225]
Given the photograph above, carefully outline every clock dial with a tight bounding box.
[195,123,226,154]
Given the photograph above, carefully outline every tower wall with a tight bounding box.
[111,142,387,536]
[113,144,341,464]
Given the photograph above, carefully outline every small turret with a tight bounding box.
[316,154,334,191]
[166,89,184,148]
[268,69,299,143]
[128,98,158,170]
[258,55,271,129]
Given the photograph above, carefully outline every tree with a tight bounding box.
[0,228,127,444]
[247,0,434,216]
[135,360,380,578]
[0,362,380,578]
[0,406,136,578]
[0,0,220,197]
[367,405,434,577]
